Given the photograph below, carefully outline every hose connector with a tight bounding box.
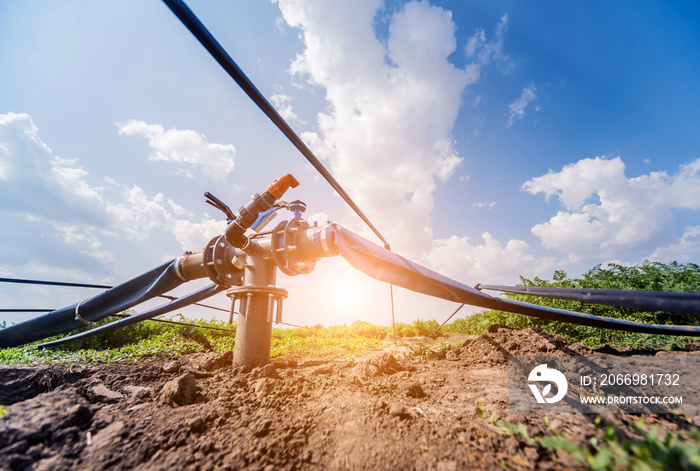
[267,174,299,199]
[224,174,299,249]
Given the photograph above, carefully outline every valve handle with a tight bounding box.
[204,192,235,221]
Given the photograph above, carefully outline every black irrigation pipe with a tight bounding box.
[0,276,229,314]
[476,284,700,316]
[161,0,391,251]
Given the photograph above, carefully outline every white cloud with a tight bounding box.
[275,0,514,257]
[464,14,513,77]
[472,201,497,210]
[427,232,558,284]
[55,224,115,264]
[0,112,227,274]
[523,156,700,262]
[270,93,305,125]
[648,226,700,263]
[117,120,235,181]
[507,84,537,127]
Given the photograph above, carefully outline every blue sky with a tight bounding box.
[1,0,699,328]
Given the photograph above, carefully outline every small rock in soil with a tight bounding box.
[187,416,207,434]
[123,385,151,402]
[406,383,425,398]
[253,419,273,437]
[253,363,280,379]
[446,348,461,361]
[162,360,180,373]
[87,381,124,403]
[158,373,196,406]
[199,351,233,371]
[389,404,412,420]
[253,377,277,398]
[366,352,402,374]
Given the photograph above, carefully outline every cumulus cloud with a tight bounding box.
[117,120,235,181]
[648,226,700,263]
[522,156,700,262]
[270,93,305,125]
[0,112,226,274]
[55,224,115,264]
[427,232,558,284]
[507,84,537,127]
[275,0,512,256]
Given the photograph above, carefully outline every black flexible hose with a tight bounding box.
[477,284,700,316]
[0,261,184,348]
[38,284,225,348]
[329,224,700,336]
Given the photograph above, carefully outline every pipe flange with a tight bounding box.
[225,286,289,299]
[271,218,316,276]
[203,235,244,286]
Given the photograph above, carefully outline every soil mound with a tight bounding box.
[453,326,594,368]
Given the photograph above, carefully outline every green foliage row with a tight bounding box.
[477,403,700,470]
[445,261,700,350]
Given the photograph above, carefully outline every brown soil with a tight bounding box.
[2,325,699,470]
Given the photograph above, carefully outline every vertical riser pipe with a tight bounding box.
[232,254,277,369]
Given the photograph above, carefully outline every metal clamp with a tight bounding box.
[74,299,92,325]
[226,285,288,324]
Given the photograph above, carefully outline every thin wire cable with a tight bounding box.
[0,309,54,313]
[278,321,319,330]
[161,0,390,250]
[427,304,465,338]
[0,276,229,313]
[390,284,397,343]
[0,277,112,289]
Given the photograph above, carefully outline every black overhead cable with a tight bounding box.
[0,277,112,289]
[161,0,391,251]
[476,284,700,316]
[0,276,229,314]
[0,309,53,313]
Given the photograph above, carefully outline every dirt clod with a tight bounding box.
[87,381,124,403]
[405,382,425,398]
[158,373,196,406]
[161,360,180,374]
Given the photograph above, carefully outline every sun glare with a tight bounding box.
[326,271,367,311]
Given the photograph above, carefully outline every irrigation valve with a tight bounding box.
[193,173,346,367]
[224,174,299,250]
[197,173,336,368]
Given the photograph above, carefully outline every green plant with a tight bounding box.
[476,403,700,470]
[267,388,283,399]
[447,261,700,350]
